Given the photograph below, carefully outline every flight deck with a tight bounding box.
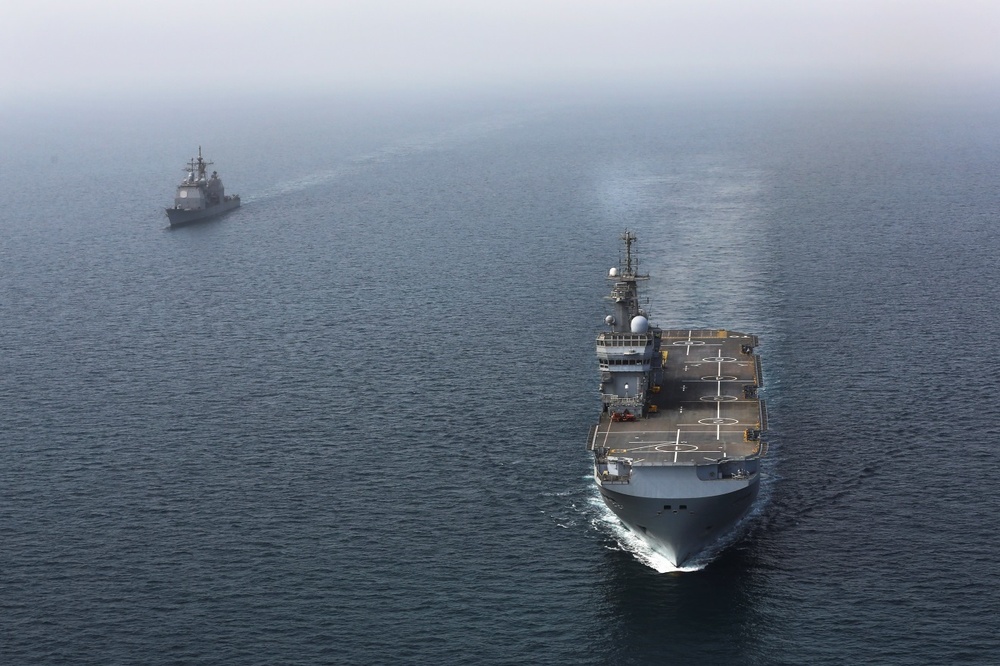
[588,329,766,466]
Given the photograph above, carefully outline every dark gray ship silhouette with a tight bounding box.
[166,147,240,226]
[589,231,767,568]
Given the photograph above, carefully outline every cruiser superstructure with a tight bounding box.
[588,231,767,567]
[165,147,240,226]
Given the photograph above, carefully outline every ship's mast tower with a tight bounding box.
[184,146,213,181]
[622,229,637,278]
[598,230,656,417]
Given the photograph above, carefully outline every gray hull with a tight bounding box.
[597,471,759,566]
[166,197,241,227]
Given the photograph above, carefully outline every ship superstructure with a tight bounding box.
[588,231,767,567]
[166,147,240,226]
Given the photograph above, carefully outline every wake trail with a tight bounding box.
[242,111,534,205]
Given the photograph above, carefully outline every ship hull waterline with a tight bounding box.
[596,472,760,568]
[166,198,241,227]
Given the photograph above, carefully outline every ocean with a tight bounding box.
[2,87,999,664]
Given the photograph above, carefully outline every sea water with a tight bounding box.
[2,87,999,664]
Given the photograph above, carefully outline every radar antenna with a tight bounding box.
[184,146,213,179]
[621,229,639,277]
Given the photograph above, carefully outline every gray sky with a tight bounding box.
[2,0,998,99]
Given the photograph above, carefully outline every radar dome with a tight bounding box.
[605,315,615,326]
[609,267,618,277]
[630,315,649,334]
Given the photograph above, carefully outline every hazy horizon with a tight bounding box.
[3,1,999,104]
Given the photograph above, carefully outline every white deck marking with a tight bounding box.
[717,401,721,439]
[601,422,613,449]
[671,331,719,355]
[598,332,762,465]
[718,359,724,396]
[683,422,743,429]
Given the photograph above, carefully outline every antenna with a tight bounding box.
[186,146,212,179]
[621,229,637,276]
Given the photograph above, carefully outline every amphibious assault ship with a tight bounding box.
[588,231,767,567]
[165,147,240,226]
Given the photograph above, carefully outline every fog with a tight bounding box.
[2,0,998,101]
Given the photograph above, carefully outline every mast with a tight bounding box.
[183,146,213,181]
[622,229,636,278]
[607,229,648,333]
[598,230,657,417]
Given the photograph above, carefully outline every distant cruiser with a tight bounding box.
[166,147,240,226]
[588,231,768,567]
